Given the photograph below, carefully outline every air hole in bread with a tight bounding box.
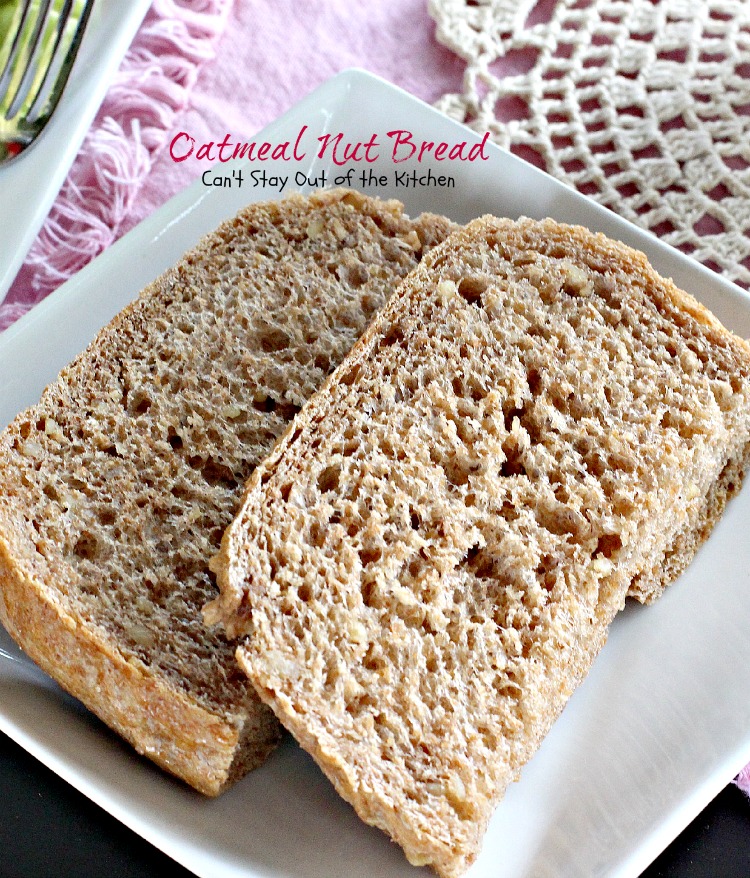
[100,508,116,527]
[258,325,289,353]
[528,321,552,339]
[687,342,710,366]
[463,544,496,579]
[536,553,558,588]
[131,393,152,415]
[308,521,326,548]
[499,442,527,478]
[363,644,385,671]
[42,484,59,502]
[200,459,238,489]
[359,546,382,567]
[314,353,331,373]
[170,483,190,501]
[74,531,99,561]
[253,396,276,414]
[608,451,636,473]
[584,451,607,478]
[660,409,701,440]
[443,455,479,487]
[596,533,622,558]
[360,294,378,317]
[338,260,369,288]
[380,323,405,348]
[536,503,587,540]
[468,380,485,402]
[567,396,589,420]
[168,430,183,450]
[342,438,358,458]
[520,410,543,445]
[502,402,527,430]
[340,364,361,387]
[497,500,520,522]
[361,580,384,610]
[276,401,302,421]
[407,554,425,578]
[458,276,488,306]
[527,368,542,394]
[317,464,341,494]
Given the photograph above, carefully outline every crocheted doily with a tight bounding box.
[430,0,750,288]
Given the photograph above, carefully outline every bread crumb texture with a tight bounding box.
[216,217,750,873]
[0,189,454,794]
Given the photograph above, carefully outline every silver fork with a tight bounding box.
[0,0,94,166]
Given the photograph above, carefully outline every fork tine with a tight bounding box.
[23,0,76,119]
[6,0,57,119]
[26,0,93,125]
[0,2,37,99]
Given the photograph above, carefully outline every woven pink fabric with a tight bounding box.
[3,0,462,330]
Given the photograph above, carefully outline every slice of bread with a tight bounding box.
[209,217,750,872]
[0,189,455,796]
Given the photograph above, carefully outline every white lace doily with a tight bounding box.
[430,0,750,288]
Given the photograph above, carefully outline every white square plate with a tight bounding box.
[2,69,750,878]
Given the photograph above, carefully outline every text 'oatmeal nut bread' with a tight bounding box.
[208,217,750,872]
[0,188,455,796]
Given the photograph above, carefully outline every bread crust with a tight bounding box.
[0,535,269,796]
[629,436,750,602]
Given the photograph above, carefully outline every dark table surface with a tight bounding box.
[1,729,749,878]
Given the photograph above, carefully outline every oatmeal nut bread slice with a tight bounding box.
[208,217,750,871]
[0,188,455,796]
